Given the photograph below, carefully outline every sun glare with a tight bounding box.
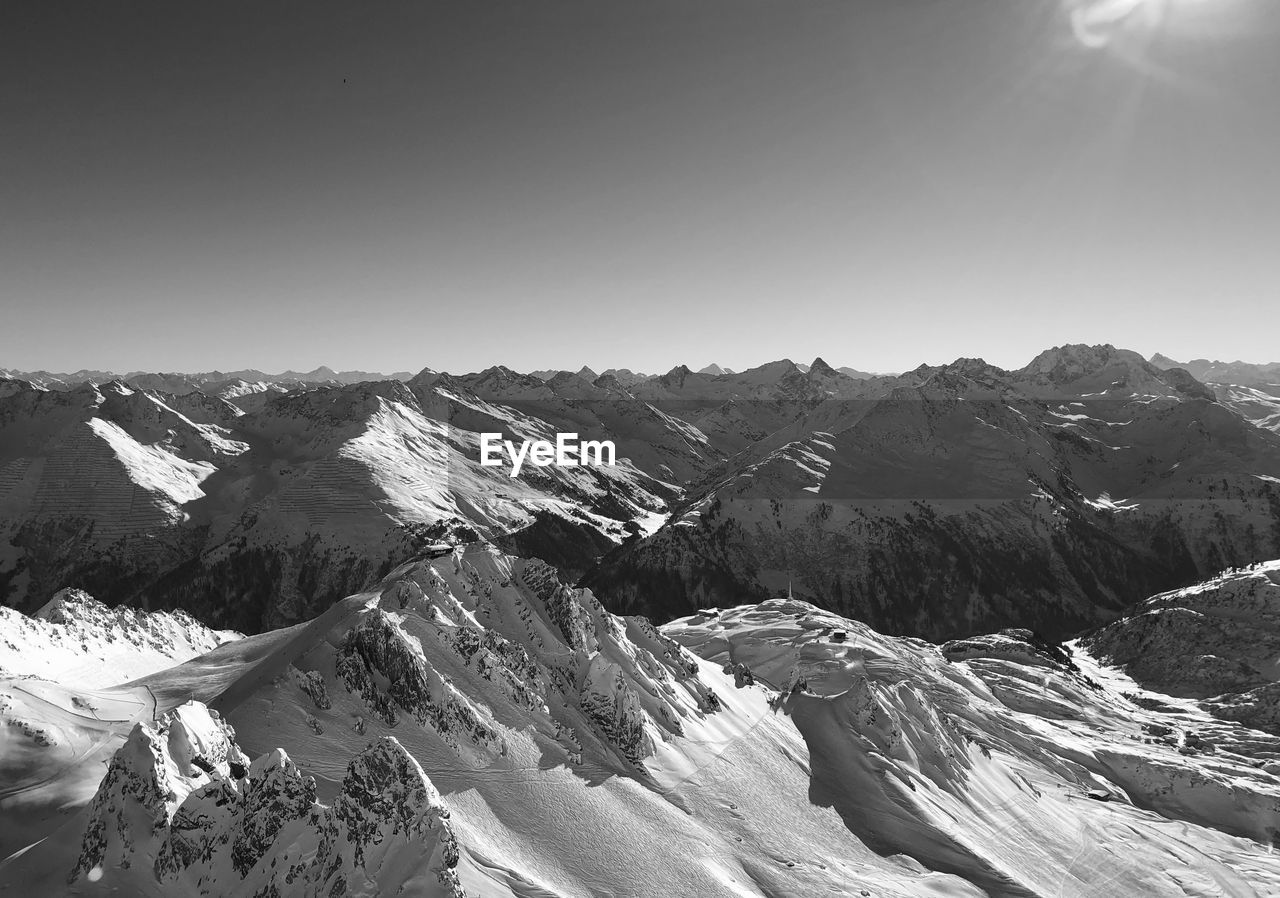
[1066,0,1245,51]
[1069,0,1161,48]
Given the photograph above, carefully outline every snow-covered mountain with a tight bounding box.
[1210,383,1280,434]
[1082,559,1280,732]
[0,588,240,686]
[8,344,1280,896]
[0,367,416,393]
[0,375,691,631]
[1149,353,1280,435]
[588,345,1280,639]
[4,547,1280,895]
[1150,353,1280,386]
[599,368,653,387]
[7,343,1280,646]
[630,357,879,404]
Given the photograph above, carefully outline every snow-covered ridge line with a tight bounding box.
[0,588,241,687]
[8,550,1280,895]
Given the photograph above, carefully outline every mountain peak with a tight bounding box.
[1147,355,1280,386]
[408,365,442,386]
[99,378,134,396]
[1015,344,1216,401]
[740,358,798,377]
[317,736,463,897]
[33,586,99,624]
[1022,343,1133,378]
[67,700,464,896]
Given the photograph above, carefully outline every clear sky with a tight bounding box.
[2,0,1277,376]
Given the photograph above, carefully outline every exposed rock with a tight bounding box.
[1083,561,1280,699]
[310,737,463,898]
[68,701,462,897]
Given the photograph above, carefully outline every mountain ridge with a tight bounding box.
[6,343,1280,645]
[6,546,1280,895]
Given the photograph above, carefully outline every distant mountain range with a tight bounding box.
[1149,353,1280,434]
[588,345,1280,639]
[7,352,1276,394]
[1,358,891,395]
[3,345,1280,642]
[0,365,417,392]
[8,347,1280,896]
[1150,353,1280,385]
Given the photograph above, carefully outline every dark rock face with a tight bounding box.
[68,702,463,897]
[230,755,318,877]
[324,552,720,769]
[294,669,332,710]
[154,750,318,882]
[1082,562,1280,699]
[586,493,1238,641]
[336,610,505,754]
[579,664,648,763]
[522,558,599,651]
[494,510,619,584]
[588,386,1280,641]
[312,737,463,898]
[72,724,178,883]
[5,517,411,634]
[1083,562,1280,736]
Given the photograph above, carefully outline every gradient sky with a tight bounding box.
[2,0,1278,376]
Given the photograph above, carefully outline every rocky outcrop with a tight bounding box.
[71,703,252,886]
[68,701,463,897]
[0,587,241,684]
[330,548,721,769]
[311,738,463,898]
[1082,561,1280,698]
[336,610,506,756]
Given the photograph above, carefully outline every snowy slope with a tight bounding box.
[1210,382,1280,434]
[5,548,1280,896]
[1150,353,1280,387]
[3,545,968,896]
[0,588,240,687]
[667,599,1280,896]
[1081,559,1280,744]
[1149,353,1280,433]
[0,374,690,630]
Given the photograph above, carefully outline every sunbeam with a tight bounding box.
[1065,0,1252,51]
